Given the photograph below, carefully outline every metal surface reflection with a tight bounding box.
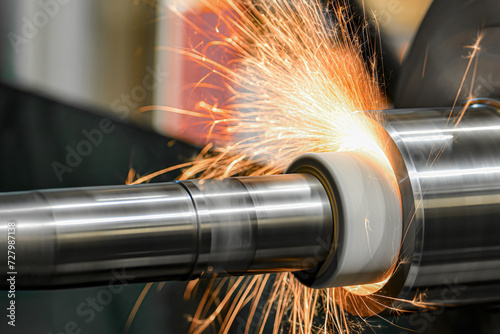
[382,104,500,305]
[0,174,332,288]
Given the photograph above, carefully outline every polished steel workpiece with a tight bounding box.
[0,174,332,288]
[377,103,500,307]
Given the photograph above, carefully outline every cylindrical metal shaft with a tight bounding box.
[0,174,332,288]
[3,102,500,311]
[378,103,500,307]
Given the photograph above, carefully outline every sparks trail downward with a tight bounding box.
[134,1,400,333]
[135,0,500,329]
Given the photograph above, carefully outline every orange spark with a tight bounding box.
[130,0,417,333]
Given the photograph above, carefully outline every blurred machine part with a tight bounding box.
[396,0,500,108]
[359,0,432,63]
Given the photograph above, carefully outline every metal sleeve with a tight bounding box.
[380,104,500,306]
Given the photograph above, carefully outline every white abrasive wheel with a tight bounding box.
[287,152,402,288]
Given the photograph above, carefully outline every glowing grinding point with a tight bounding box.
[287,152,403,288]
